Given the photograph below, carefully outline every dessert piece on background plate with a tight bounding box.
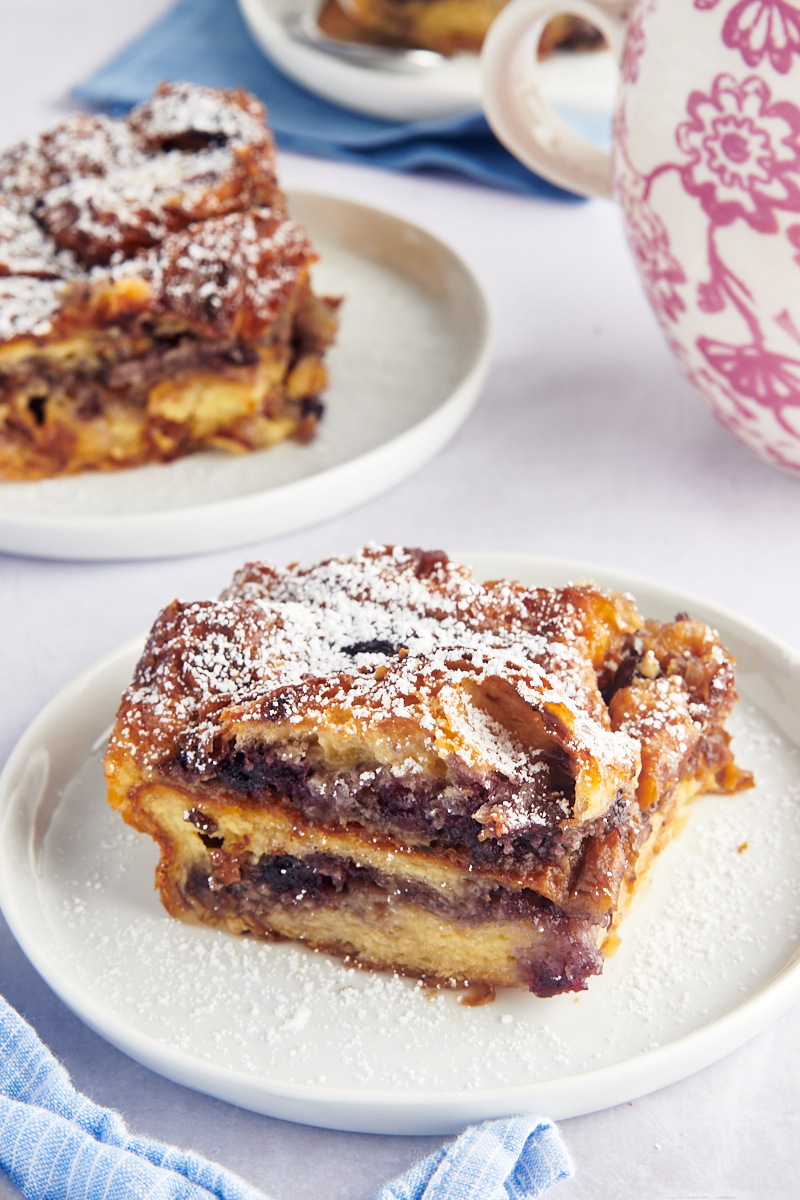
[325,0,603,57]
[105,546,751,1000]
[537,13,605,57]
[0,82,338,481]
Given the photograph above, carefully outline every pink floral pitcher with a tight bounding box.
[482,0,800,472]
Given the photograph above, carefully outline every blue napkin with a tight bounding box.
[0,994,573,1200]
[72,0,579,199]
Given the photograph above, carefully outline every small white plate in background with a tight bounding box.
[0,192,492,561]
[238,0,618,126]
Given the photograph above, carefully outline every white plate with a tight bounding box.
[2,554,800,1135]
[0,192,491,562]
[238,0,618,124]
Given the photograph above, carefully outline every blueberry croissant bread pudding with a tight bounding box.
[327,0,604,58]
[0,82,338,480]
[105,547,751,999]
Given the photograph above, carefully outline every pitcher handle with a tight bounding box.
[481,0,633,198]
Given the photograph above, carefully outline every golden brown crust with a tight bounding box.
[327,0,604,57]
[335,0,506,54]
[0,83,337,480]
[608,617,753,812]
[105,547,750,997]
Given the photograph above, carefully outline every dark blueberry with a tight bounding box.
[27,395,47,426]
[301,396,324,419]
[257,855,321,895]
[159,132,227,152]
[342,639,396,657]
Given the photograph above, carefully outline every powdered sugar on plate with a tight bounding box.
[0,196,465,519]
[4,558,800,1129]
[35,695,800,1093]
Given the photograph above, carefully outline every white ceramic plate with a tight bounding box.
[238,0,618,124]
[0,192,491,562]
[2,554,800,1135]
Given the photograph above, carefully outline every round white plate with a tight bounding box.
[238,0,618,124]
[2,555,800,1134]
[0,192,491,562]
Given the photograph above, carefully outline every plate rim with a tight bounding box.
[236,0,620,124]
[237,0,483,123]
[0,190,493,562]
[2,553,800,1134]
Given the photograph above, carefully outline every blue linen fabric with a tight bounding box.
[72,0,579,199]
[376,1118,573,1200]
[0,994,573,1200]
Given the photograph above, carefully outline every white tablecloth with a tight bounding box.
[1,3,799,1197]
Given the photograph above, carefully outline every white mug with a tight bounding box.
[482,0,800,473]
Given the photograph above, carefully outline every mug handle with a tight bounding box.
[481,0,633,198]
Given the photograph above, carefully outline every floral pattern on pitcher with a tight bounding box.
[788,222,800,262]
[621,0,657,84]
[696,0,800,74]
[677,74,800,231]
[616,114,687,324]
[615,0,800,469]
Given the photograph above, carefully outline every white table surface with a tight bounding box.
[1,3,799,1198]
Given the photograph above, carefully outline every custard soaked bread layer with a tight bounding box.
[0,83,338,480]
[106,547,751,999]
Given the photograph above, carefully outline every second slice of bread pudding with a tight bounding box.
[0,83,338,479]
[330,0,603,57]
[105,547,751,999]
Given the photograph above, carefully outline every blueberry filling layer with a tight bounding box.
[184,849,606,996]
[171,738,597,865]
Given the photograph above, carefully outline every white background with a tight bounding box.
[0,1,799,1196]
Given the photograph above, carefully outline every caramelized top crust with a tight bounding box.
[0,113,144,204]
[0,83,295,343]
[37,142,271,268]
[608,617,750,810]
[0,210,315,345]
[67,210,315,341]
[109,547,648,834]
[106,547,749,918]
[0,206,78,279]
[128,83,273,152]
[108,548,748,839]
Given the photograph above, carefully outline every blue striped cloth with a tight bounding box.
[0,994,573,1200]
[71,0,583,199]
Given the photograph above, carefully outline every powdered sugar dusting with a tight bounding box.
[0,216,467,521]
[115,546,640,810]
[0,277,63,340]
[129,82,270,148]
[0,205,79,279]
[113,209,313,338]
[0,82,283,340]
[0,113,144,202]
[40,145,238,260]
[36,695,800,1097]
